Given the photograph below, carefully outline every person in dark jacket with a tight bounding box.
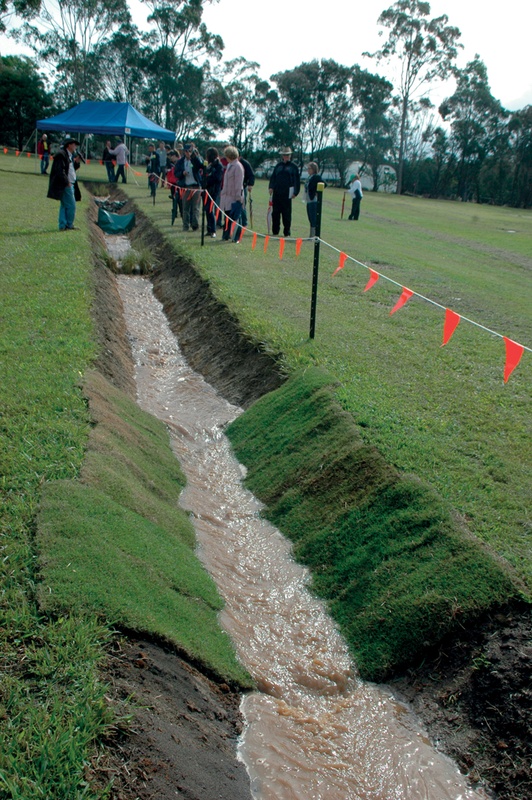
[145,143,161,199]
[47,137,81,231]
[102,140,115,182]
[174,143,204,231]
[239,156,255,228]
[268,146,300,237]
[304,161,323,237]
[205,147,223,237]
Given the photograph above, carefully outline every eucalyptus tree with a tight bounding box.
[366,0,462,194]
[95,24,146,106]
[507,106,532,208]
[0,0,39,33]
[263,59,354,164]
[138,0,223,131]
[18,0,131,105]
[439,58,508,202]
[352,66,394,190]
[218,57,265,158]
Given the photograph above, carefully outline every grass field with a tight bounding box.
[60,153,530,592]
[0,160,250,797]
[0,148,530,787]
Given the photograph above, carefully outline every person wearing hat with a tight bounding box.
[47,137,81,230]
[268,146,300,237]
[348,173,363,220]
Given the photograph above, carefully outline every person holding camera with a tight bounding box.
[46,137,81,231]
[174,142,203,232]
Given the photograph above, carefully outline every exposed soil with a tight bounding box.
[88,188,532,800]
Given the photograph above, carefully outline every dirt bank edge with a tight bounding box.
[90,192,531,800]
[87,216,253,800]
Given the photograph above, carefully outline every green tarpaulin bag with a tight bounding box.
[97,207,136,234]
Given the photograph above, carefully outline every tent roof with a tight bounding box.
[37,100,175,142]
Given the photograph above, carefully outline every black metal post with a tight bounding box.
[200,160,207,246]
[309,182,324,339]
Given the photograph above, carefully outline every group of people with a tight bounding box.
[45,132,363,236]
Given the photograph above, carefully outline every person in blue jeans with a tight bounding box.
[47,137,81,230]
[102,141,115,182]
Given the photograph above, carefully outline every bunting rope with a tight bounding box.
[4,140,526,381]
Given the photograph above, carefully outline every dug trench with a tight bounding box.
[84,189,530,800]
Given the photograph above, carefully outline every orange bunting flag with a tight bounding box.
[279,238,285,260]
[390,287,414,315]
[503,337,524,383]
[442,309,461,346]
[203,192,208,206]
[295,238,303,256]
[230,221,237,237]
[15,150,20,156]
[332,252,348,277]
[239,227,247,242]
[99,160,103,165]
[364,269,380,292]
[215,207,221,223]
[27,152,31,158]
[224,214,230,230]
[87,159,91,164]
[264,236,270,253]
[209,199,214,213]
[3,148,7,154]
[252,232,258,250]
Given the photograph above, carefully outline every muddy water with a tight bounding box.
[117,275,487,800]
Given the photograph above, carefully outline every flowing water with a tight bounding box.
[117,274,488,800]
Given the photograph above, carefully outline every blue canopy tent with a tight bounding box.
[37,100,175,142]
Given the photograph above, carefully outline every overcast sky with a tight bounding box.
[198,0,532,111]
[2,0,530,112]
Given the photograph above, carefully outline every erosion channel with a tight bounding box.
[104,222,487,799]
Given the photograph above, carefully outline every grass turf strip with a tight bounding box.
[0,173,249,799]
[227,368,522,680]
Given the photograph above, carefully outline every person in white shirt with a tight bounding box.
[348,173,363,220]
[108,139,129,183]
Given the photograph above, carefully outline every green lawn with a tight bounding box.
[0,161,250,798]
[96,162,531,591]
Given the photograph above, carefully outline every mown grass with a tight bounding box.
[0,169,112,799]
[227,368,521,679]
[0,168,250,797]
[106,169,531,591]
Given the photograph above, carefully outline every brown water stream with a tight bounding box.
[116,274,488,800]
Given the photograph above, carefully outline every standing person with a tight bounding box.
[156,141,168,180]
[205,147,223,238]
[348,173,363,220]
[109,138,129,183]
[268,146,300,237]
[304,162,323,237]
[46,137,81,231]
[145,143,160,200]
[239,155,255,227]
[220,146,244,242]
[174,143,203,232]
[102,140,115,183]
[37,134,50,175]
